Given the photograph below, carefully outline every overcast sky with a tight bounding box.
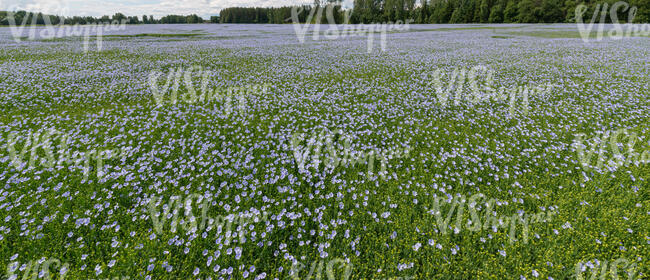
[0,0,335,18]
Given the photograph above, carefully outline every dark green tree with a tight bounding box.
[540,0,563,22]
[112,13,127,22]
[517,0,539,22]
[503,0,518,22]
[479,0,490,22]
[488,4,504,22]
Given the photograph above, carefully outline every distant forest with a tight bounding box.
[0,11,216,25]
[220,0,649,24]
[1,0,648,26]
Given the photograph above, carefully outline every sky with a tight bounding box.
[0,0,349,19]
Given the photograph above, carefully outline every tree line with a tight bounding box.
[2,0,648,26]
[220,0,648,24]
[0,11,212,25]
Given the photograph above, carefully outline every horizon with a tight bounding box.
[0,0,325,19]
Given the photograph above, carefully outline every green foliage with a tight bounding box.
[540,0,563,22]
[504,0,519,22]
[480,0,491,22]
[630,0,650,22]
[0,11,207,25]
[517,0,539,23]
[159,14,204,24]
[489,4,505,23]
[0,0,648,26]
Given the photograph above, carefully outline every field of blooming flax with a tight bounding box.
[0,23,649,280]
